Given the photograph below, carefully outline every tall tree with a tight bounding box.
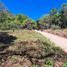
[60,4,67,28]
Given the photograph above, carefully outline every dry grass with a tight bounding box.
[0,30,67,67]
[8,30,52,43]
[44,29,67,38]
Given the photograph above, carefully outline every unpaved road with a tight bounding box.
[35,30,67,53]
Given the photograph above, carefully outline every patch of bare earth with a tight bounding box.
[44,29,67,38]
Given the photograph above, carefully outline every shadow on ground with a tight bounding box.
[0,32,17,44]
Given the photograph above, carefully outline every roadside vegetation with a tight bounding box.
[44,29,67,38]
[0,30,67,67]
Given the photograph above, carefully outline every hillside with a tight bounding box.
[0,30,67,67]
[0,1,67,67]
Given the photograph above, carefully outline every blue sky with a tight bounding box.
[1,0,67,20]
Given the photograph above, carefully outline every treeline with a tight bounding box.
[0,2,67,30]
[0,11,37,30]
[0,2,37,30]
[38,4,67,29]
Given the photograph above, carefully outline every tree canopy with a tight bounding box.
[0,2,67,30]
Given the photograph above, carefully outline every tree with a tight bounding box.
[60,4,67,28]
[50,8,58,25]
[0,11,8,23]
[50,8,57,16]
[15,14,28,23]
[38,8,61,29]
[22,19,36,29]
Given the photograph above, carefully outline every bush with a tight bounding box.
[62,62,67,67]
[45,58,54,67]
[51,25,60,30]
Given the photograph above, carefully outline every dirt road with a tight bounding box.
[35,30,67,53]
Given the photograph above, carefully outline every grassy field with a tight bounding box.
[0,30,67,67]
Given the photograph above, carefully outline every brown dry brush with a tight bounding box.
[0,49,67,64]
[0,50,55,61]
[0,40,67,66]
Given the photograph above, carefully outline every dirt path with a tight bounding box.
[35,30,67,53]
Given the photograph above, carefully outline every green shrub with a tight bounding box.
[62,62,67,67]
[45,58,54,67]
[51,25,60,30]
